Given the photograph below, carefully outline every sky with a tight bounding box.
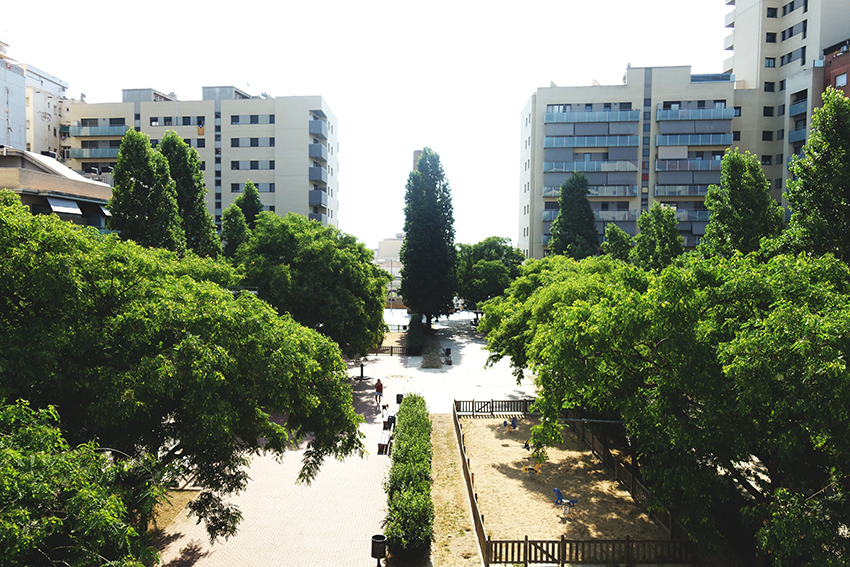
[3,0,731,250]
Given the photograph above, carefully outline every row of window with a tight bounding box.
[546,102,633,113]
[231,183,275,193]
[761,154,785,166]
[231,114,275,125]
[231,137,275,147]
[231,160,275,170]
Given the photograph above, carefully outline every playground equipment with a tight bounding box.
[522,439,542,451]
[553,488,578,515]
[503,416,518,430]
[522,461,542,474]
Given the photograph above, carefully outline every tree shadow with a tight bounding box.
[350,377,384,424]
[158,540,211,567]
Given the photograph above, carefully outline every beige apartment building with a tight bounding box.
[521,0,850,259]
[63,87,339,228]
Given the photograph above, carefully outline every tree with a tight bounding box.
[399,148,456,329]
[236,212,390,357]
[601,223,632,261]
[481,251,850,563]
[221,204,251,258]
[108,129,186,253]
[456,236,525,310]
[629,202,683,270]
[549,172,599,259]
[0,401,155,567]
[0,192,364,542]
[157,131,221,258]
[783,87,850,264]
[699,148,784,257]
[233,179,264,230]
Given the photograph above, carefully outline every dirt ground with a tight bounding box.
[459,415,667,541]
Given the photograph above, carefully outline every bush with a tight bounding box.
[406,313,424,355]
[384,394,433,557]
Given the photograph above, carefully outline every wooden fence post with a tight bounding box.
[625,535,631,567]
[560,534,566,567]
[524,535,529,567]
[486,535,491,567]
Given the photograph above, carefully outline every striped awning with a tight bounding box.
[46,197,82,215]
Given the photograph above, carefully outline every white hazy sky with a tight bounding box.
[3,0,731,250]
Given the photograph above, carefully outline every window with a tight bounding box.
[766,32,777,43]
[109,118,125,126]
[231,161,240,170]
[197,116,205,125]
[766,58,776,68]
[215,112,221,119]
[777,129,785,140]
[778,104,786,116]
[764,106,774,117]
[774,179,782,191]
[837,73,848,88]
[763,131,774,141]
[643,111,651,119]
[164,117,173,126]
[643,123,650,132]
[231,115,240,125]
[733,131,741,141]
[780,79,786,91]
[269,160,275,169]
[762,155,772,166]
[150,117,160,126]
[777,153,784,164]
[250,115,259,124]
[585,104,593,112]
[734,106,742,117]
[620,102,632,111]
[269,115,275,124]
[250,160,259,170]
[269,137,275,147]
[200,162,205,170]
[197,139,205,148]
[231,138,240,147]
[767,7,778,17]
[134,113,140,121]
[183,116,191,126]
[231,183,240,192]
[250,138,259,147]
[765,82,776,92]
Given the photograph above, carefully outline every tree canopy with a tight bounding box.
[456,236,524,310]
[783,87,850,264]
[601,223,632,262]
[235,212,390,357]
[221,204,251,258]
[108,129,186,253]
[549,172,599,259]
[480,252,850,564]
[157,131,221,258]
[699,148,784,257]
[233,179,264,230]
[629,202,683,270]
[399,148,456,328]
[0,192,363,543]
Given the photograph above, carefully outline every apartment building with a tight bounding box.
[520,0,850,259]
[0,42,27,150]
[63,87,339,229]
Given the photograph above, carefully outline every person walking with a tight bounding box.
[374,379,383,407]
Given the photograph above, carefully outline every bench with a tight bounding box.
[378,429,393,455]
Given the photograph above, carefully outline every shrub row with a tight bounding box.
[383,393,433,557]
[406,313,424,355]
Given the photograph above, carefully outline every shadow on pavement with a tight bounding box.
[350,378,384,424]
[159,540,211,566]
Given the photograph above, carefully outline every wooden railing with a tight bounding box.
[454,399,535,416]
[367,345,408,355]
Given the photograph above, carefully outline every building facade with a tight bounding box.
[520,0,850,259]
[63,87,339,229]
[0,42,27,151]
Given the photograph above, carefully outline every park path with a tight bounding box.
[156,313,536,566]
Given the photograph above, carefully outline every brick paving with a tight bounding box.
[157,314,536,566]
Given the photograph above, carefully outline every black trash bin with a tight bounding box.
[371,534,387,562]
[445,348,451,357]
[396,393,403,404]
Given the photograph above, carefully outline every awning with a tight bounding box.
[100,205,111,217]
[46,197,82,215]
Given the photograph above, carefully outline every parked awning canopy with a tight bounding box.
[46,197,82,215]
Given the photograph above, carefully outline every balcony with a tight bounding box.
[544,135,638,148]
[542,234,552,246]
[725,10,735,27]
[309,212,328,224]
[789,99,807,117]
[656,108,736,121]
[788,128,807,143]
[724,32,735,51]
[676,210,710,222]
[69,125,130,137]
[542,210,559,221]
[308,120,328,139]
[544,110,640,124]
[70,148,119,159]
[308,166,328,184]
[309,189,328,207]
[587,185,638,197]
[682,235,701,248]
[656,134,733,146]
[656,159,722,172]
[309,143,328,161]
[654,185,710,197]
[544,160,638,173]
[595,210,639,222]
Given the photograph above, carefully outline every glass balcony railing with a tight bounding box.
[656,159,722,172]
[544,110,641,124]
[654,185,710,197]
[788,128,807,143]
[543,185,639,197]
[544,135,639,148]
[544,161,639,173]
[70,148,120,159]
[542,234,552,246]
[656,108,736,121]
[69,125,130,137]
[682,235,701,247]
[542,186,560,198]
[542,209,559,221]
[594,210,639,221]
[789,99,807,117]
[675,210,711,222]
[656,134,733,146]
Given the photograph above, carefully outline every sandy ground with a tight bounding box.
[460,415,668,541]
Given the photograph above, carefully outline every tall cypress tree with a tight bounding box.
[549,172,599,259]
[399,148,456,329]
[234,179,264,230]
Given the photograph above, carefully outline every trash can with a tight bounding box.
[445,348,451,357]
[371,534,387,560]
[396,393,403,404]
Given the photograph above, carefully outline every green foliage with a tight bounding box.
[406,313,425,356]
[783,88,850,263]
[549,172,599,259]
[601,223,632,261]
[482,250,850,559]
[235,212,390,357]
[0,194,364,542]
[157,131,221,258]
[233,179,264,230]
[384,394,433,557]
[629,202,683,270]
[699,148,784,257]
[399,148,456,328]
[108,129,186,253]
[221,204,251,258]
[456,236,524,310]
[0,401,154,567]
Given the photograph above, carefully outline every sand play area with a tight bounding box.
[459,415,667,541]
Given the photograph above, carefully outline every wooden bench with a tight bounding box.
[378,429,393,455]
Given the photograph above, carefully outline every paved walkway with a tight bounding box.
[157,313,536,566]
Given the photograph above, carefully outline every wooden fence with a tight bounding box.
[367,345,408,355]
[452,400,695,566]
